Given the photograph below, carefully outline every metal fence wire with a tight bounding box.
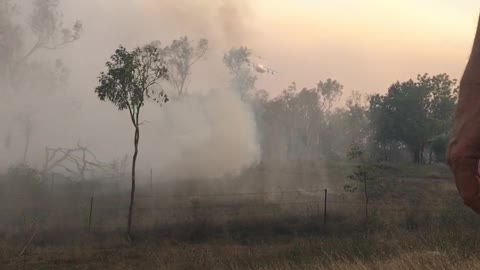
[0,187,467,233]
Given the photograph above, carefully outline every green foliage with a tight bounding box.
[368,73,458,163]
[95,43,169,237]
[345,143,378,196]
[95,44,168,123]
[430,134,449,162]
[345,143,397,233]
[345,143,396,209]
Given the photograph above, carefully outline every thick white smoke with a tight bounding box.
[0,86,260,181]
[0,0,261,182]
[143,90,260,180]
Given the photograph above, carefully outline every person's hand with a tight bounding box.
[448,154,480,214]
[448,15,480,213]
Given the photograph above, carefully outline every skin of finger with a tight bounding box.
[447,15,480,213]
[450,158,480,213]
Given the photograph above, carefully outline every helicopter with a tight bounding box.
[245,50,278,75]
[249,61,278,74]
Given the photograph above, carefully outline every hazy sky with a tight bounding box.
[251,0,479,96]
[60,0,480,99]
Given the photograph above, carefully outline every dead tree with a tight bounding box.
[42,143,127,181]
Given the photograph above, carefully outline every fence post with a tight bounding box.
[50,173,55,194]
[323,189,327,225]
[317,201,320,218]
[150,168,153,194]
[150,168,155,229]
[88,196,94,231]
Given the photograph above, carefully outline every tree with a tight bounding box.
[160,36,208,97]
[41,143,123,181]
[18,112,33,163]
[259,79,345,161]
[309,79,344,158]
[95,44,168,238]
[417,73,458,135]
[368,74,458,163]
[345,91,369,145]
[223,46,257,97]
[292,86,325,159]
[322,91,370,159]
[344,143,395,232]
[316,78,343,112]
[430,134,449,163]
[0,0,81,163]
[3,0,82,93]
[262,82,323,160]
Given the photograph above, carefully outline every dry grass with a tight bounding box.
[2,227,480,270]
[0,162,465,269]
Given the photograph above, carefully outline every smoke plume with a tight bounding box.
[144,89,260,180]
[0,0,260,182]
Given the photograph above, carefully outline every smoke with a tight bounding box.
[217,0,252,44]
[0,0,260,181]
[155,0,252,45]
[144,90,259,180]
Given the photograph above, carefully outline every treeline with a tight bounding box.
[223,47,458,164]
[245,73,457,164]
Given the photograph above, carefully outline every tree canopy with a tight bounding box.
[160,36,208,97]
[368,74,458,163]
[223,46,257,97]
[95,45,168,123]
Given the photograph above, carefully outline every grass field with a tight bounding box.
[1,162,477,269]
[3,227,480,269]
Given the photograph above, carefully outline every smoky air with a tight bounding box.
[0,1,477,269]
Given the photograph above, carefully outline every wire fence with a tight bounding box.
[0,185,468,235]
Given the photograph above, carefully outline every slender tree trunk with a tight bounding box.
[413,149,421,164]
[365,196,369,232]
[22,119,32,163]
[179,77,187,96]
[127,125,139,239]
[420,145,425,164]
[364,182,369,233]
[23,133,30,163]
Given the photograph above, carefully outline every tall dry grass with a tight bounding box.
[2,227,480,269]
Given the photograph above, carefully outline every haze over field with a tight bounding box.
[0,0,477,181]
[2,2,480,268]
